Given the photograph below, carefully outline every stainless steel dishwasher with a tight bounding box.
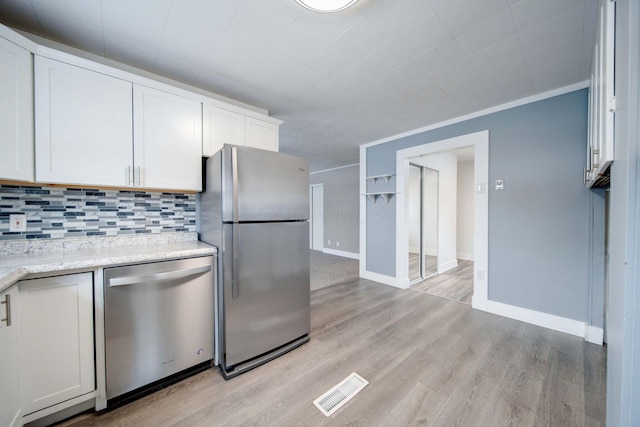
[104,256,215,402]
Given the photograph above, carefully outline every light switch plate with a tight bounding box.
[495,179,504,190]
[10,214,27,232]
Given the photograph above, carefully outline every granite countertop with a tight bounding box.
[0,233,216,293]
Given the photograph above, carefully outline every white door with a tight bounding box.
[133,84,202,191]
[35,56,133,187]
[310,184,324,251]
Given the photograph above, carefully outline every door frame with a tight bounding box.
[395,130,489,311]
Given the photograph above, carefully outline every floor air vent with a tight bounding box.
[313,372,369,417]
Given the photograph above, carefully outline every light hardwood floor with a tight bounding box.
[412,259,474,304]
[59,278,606,427]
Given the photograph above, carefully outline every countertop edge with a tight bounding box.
[0,242,216,293]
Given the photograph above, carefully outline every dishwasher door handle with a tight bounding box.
[108,264,212,287]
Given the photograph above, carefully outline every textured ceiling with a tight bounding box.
[0,0,598,171]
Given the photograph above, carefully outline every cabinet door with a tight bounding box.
[35,57,133,187]
[0,286,21,427]
[245,116,279,152]
[19,273,94,415]
[133,84,202,191]
[203,104,245,156]
[0,37,33,182]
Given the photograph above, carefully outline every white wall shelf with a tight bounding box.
[366,174,394,183]
[364,192,395,204]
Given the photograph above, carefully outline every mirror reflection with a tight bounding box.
[408,163,438,283]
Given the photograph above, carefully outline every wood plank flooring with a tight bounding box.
[58,279,606,427]
[310,250,359,291]
[412,259,474,304]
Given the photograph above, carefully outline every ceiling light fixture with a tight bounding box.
[294,0,359,13]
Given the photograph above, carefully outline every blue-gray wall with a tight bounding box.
[606,0,640,424]
[366,90,598,323]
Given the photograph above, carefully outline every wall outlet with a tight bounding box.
[327,240,331,246]
[10,214,27,232]
[476,270,485,281]
[336,241,340,247]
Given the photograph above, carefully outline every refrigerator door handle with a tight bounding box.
[232,222,239,299]
[232,146,239,222]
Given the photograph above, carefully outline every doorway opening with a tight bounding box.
[395,130,489,310]
[310,184,324,251]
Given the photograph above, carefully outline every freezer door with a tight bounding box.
[222,145,309,222]
[222,222,310,368]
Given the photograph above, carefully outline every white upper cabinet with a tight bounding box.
[0,36,34,182]
[133,85,202,191]
[203,104,280,156]
[586,0,615,187]
[35,56,133,187]
[35,57,202,191]
[246,116,279,152]
[203,105,245,156]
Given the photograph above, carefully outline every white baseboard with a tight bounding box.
[456,252,474,261]
[322,248,359,260]
[360,270,406,288]
[438,259,458,274]
[585,325,604,345]
[485,300,588,339]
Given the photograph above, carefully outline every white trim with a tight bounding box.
[361,81,589,149]
[484,300,587,338]
[585,325,604,345]
[359,148,368,280]
[323,248,360,260]
[438,259,458,274]
[310,163,359,175]
[456,252,474,261]
[395,131,489,309]
[0,23,38,51]
[360,270,404,288]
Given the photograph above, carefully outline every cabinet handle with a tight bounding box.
[108,264,211,287]
[136,167,142,186]
[1,293,11,327]
[127,166,134,186]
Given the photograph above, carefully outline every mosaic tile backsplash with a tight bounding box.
[0,185,196,240]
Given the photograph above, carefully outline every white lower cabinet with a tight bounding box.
[19,272,95,416]
[0,286,21,427]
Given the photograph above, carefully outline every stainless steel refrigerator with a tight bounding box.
[198,144,310,379]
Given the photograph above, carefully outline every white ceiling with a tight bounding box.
[0,0,598,171]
